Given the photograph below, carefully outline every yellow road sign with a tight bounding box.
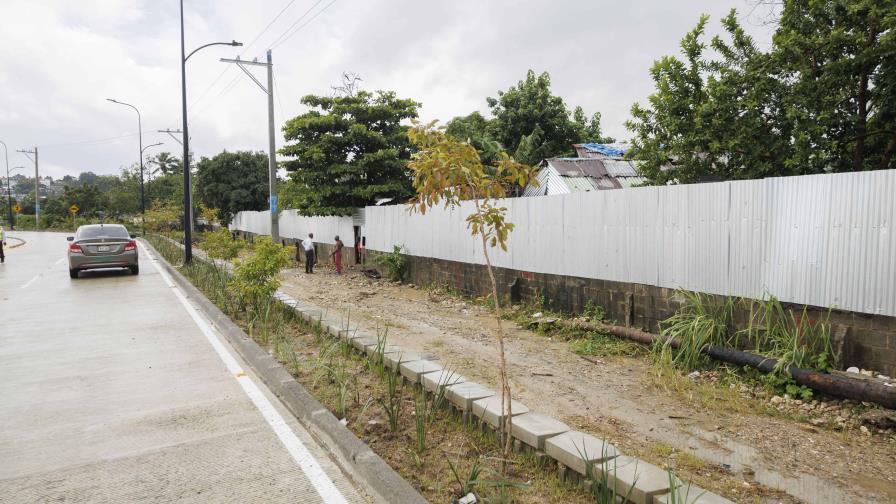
[69,204,79,215]
[12,203,21,214]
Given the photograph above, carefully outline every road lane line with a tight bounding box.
[21,274,40,289]
[138,242,349,504]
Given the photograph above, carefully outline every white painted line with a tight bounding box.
[139,242,349,504]
[21,274,40,289]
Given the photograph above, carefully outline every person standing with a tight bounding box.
[0,225,5,264]
[330,235,344,275]
[301,233,315,274]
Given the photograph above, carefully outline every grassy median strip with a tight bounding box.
[145,235,598,504]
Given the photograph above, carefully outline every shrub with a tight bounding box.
[373,245,409,282]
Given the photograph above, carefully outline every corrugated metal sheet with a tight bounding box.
[563,176,599,192]
[233,170,896,317]
[601,159,639,177]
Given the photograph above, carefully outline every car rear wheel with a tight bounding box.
[130,265,139,275]
[69,269,79,279]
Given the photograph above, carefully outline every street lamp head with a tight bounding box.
[106,98,118,103]
[231,40,243,47]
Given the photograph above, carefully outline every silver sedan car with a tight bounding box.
[67,224,139,279]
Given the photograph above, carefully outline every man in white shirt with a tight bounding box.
[301,233,315,274]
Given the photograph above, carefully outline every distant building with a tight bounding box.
[522,143,646,196]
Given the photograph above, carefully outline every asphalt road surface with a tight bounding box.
[0,231,370,503]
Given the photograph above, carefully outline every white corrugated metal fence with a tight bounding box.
[231,170,896,317]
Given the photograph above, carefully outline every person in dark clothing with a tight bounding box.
[301,233,315,273]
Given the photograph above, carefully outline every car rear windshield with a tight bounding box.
[77,226,130,239]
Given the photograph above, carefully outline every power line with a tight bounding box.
[243,0,301,53]
[267,0,328,50]
[189,0,303,110]
[272,72,286,123]
[37,131,155,149]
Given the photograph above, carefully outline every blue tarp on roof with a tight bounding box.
[581,143,629,157]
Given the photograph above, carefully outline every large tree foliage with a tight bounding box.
[628,3,896,184]
[195,150,269,225]
[279,90,420,216]
[486,70,612,165]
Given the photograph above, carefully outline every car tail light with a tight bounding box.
[124,240,137,252]
[69,243,82,253]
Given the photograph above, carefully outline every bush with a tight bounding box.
[229,236,291,307]
[373,245,409,282]
[202,228,243,261]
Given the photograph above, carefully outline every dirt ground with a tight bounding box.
[278,262,896,504]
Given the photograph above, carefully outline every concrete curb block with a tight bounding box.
[141,238,428,504]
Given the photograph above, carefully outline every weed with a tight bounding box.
[372,245,409,282]
[415,392,427,453]
[658,290,736,370]
[446,455,482,497]
[572,331,643,357]
[664,470,706,504]
[378,370,404,432]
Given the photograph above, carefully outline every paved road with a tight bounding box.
[0,232,370,503]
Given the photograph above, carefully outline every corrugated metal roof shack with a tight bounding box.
[522,142,647,196]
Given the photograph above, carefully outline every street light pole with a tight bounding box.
[0,140,11,228]
[106,98,146,233]
[179,0,241,263]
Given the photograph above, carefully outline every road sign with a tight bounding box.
[12,203,21,214]
[69,204,79,215]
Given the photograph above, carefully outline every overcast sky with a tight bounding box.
[0,0,776,180]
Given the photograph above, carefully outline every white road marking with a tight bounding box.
[21,257,66,288]
[21,275,40,289]
[138,242,349,504]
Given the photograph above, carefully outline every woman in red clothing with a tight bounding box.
[330,235,344,274]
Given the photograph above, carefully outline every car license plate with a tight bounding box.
[97,245,111,252]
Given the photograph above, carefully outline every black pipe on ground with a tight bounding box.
[558,320,896,410]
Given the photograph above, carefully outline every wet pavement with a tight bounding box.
[0,231,370,503]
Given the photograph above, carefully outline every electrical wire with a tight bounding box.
[190,0,301,110]
[266,0,327,50]
[272,72,286,123]
[37,131,154,149]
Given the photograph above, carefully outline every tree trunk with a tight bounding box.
[854,21,879,171]
[479,231,513,474]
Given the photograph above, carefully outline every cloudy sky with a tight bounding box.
[0,0,776,180]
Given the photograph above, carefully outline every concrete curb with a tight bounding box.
[141,238,428,504]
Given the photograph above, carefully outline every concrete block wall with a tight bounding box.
[368,251,896,376]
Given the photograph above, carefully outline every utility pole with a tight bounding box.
[158,129,184,146]
[0,140,11,228]
[220,50,279,244]
[17,147,38,230]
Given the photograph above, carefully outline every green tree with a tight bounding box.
[195,150,269,225]
[628,4,896,184]
[774,0,896,172]
[279,89,421,216]
[408,120,537,475]
[445,111,503,165]
[152,152,183,176]
[487,70,611,165]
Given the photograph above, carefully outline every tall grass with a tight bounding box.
[657,291,736,370]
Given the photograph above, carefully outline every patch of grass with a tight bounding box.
[571,331,644,358]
